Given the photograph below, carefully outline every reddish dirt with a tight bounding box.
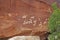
[0,0,52,38]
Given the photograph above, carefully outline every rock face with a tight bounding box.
[0,0,52,38]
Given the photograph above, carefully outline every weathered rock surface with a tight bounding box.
[0,0,52,38]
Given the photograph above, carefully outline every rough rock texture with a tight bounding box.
[0,0,52,38]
